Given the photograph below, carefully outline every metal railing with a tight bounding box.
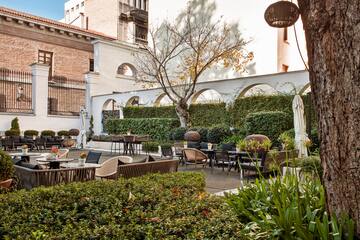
[0,68,33,113]
[48,76,86,116]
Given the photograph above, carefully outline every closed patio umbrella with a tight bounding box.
[292,95,308,157]
[80,107,87,149]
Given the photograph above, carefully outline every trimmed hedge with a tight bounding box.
[244,111,293,142]
[106,118,180,141]
[41,130,56,137]
[207,125,232,144]
[24,130,39,137]
[124,106,177,119]
[142,141,159,153]
[0,172,244,239]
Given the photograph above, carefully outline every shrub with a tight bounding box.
[124,106,177,119]
[0,150,14,182]
[189,127,208,142]
[222,135,243,145]
[106,118,179,141]
[41,130,55,137]
[207,125,231,143]
[189,103,228,127]
[57,130,70,137]
[278,131,296,150]
[5,130,20,137]
[142,141,159,153]
[0,172,244,239]
[226,175,355,239]
[10,117,20,131]
[170,127,187,141]
[244,111,292,142]
[69,129,80,136]
[309,128,320,152]
[291,155,323,178]
[23,130,39,137]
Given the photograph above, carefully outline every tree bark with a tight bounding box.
[175,101,190,128]
[298,0,360,234]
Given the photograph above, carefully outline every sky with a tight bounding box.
[0,0,64,20]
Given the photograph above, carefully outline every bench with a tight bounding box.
[117,159,179,178]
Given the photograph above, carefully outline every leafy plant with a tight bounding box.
[10,117,20,132]
[57,130,69,137]
[278,131,296,150]
[207,125,231,143]
[41,130,55,137]
[88,115,95,141]
[222,135,244,145]
[24,130,39,137]
[142,141,159,153]
[5,130,20,137]
[0,150,14,182]
[171,127,187,141]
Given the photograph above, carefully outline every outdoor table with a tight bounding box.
[37,158,75,169]
[62,162,102,169]
[9,152,42,162]
[200,149,216,167]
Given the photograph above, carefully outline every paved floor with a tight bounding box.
[68,150,242,193]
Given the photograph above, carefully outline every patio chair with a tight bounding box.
[160,145,173,159]
[118,156,133,165]
[86,151,102,164]
[173,142,184,164]
[183,148,208,168]
[239,150,268,180]
[95,157,119,179]
[215,150,237,172]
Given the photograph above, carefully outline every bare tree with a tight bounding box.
[136,0,253,127]
[297,0,360,235]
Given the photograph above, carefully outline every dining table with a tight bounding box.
[37,158,75,169]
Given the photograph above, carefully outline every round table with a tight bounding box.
[37,158,75,169]
[9,152,42,162]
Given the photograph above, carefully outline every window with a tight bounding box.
[283,27,288,42]
[38,50,53,76]
[89,59,94,72]
[282,64,289,72]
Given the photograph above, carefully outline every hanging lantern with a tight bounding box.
[264,1,300,28]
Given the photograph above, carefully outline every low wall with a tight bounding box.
[0,113,81,134]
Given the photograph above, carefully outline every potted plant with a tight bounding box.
[50,146,59,159]
[0,150,15,189]
[79,152,87,166]
[21,145,28,155]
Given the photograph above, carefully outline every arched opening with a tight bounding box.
[102,99,120,132]
[191,89,223,104]
[126,96,140,107]
[154,93,173,107]
[117,63,137,77]
[299,83,311,95]
[238,84,278,98]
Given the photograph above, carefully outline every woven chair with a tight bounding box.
[161,145,173,159]
[118,156,134,165]
[95,157,119,179]
[183,148,208,168]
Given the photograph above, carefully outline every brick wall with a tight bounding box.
[0,33,93,80]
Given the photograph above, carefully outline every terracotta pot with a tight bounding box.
[63,139,75,148]
[184,131,201,142]
[0,179,12,189]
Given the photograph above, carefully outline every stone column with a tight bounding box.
[30,63,49,117]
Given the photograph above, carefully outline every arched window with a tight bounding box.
[117,63,137,77]
[239,84,278,98]
[126,96,140,107]
[191,89,223,104]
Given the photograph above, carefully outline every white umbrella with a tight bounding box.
[80,107,87,149]
[292,95,308,158]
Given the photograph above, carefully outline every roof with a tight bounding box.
[0,6,116,40]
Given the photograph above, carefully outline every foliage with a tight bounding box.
[106,118,180,141]
[0,172,244,239]
[4,130,20,137]
[170,127,187,141]
[309,128,320,152]
[142,141,159,153]
[57,131,70,137]
[88,115,95,141]
[189,103,228,127]
[69,129,80,136]
[24,130,39,137]
[222,135,244,145]
[10,117,20,132]
[291,155,323,178]
[0,150,14,182]
[226,175,355,239]
[189,127,209,142]
[244,111,292,142]
[207,125,232,144]
[236,139,272,152]
[41,130,56,137]
[124,106,177,119]
[278,131,296,150]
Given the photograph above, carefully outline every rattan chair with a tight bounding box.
[95,157,119,179]
[183,148,208,168]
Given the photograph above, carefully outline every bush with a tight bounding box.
[207,125,231,143]
[293,155,323,177]
[10,117,20,132]
[57,130,70,137]
[5,130,20,137]
[142,141,159,153]
[24,130,39,137]
[0,172,244,239]
[124,106,177,119]
[189,103,228,127]
[222,135,243,145]
[189,127,208,142]
[310,128,320,152]
[41,130,56,137]
[106,118,180,141]
[226,175,355,239]
[170,127,187,141]
[0,150,14,182]
[69,129,80,136]
[244,111,292,142]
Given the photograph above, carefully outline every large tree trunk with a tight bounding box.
[298,0,360,234]
[175,101,190,128]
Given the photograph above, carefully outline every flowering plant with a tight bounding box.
[51,146,59,154]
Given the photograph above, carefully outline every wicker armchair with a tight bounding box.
[183,148,208,168]
[95,157,119,179]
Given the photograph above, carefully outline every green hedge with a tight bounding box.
[105,118,180,141]
[244,111,293,142]
[122,95,315,129]
[0,172,244,239]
